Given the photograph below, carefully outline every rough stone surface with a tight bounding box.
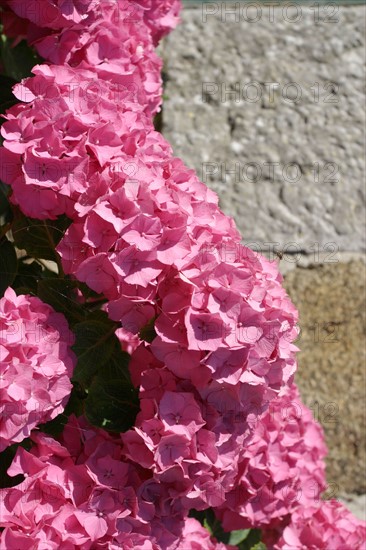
[283,260,366,494]
[161,5,366,253]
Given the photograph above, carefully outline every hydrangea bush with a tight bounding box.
[0,1,365,548]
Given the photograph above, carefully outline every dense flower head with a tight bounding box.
[122,354,255,514]
[0,63,159,219]
[56,157,299,396]
[0,0,181,115]
[0,287,75,451]
[214,383,327,532]
[112,244,298,399]
[263,499,366,549]
[121,312,297,519]
[0,416,188,549]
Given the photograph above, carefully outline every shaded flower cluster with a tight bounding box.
[0,287,75,452]
[123,347,257,514]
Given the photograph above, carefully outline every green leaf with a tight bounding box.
[37,278,85,326]
[84,372,139,433]
[188,510,265,549]
[72,314,138,432]
[237,529,265,550]
[201,509,230,543]
[103,346,133,382]
[153,109,163,133]
[189,509,207,523]
[84,309,111,323]
[12,214,71,262]
[203,518,212,535]
[250,543,267,550]
[0,36,41,81]
[71,319,119,386]
[229,529,251,545]
[0,237,18,296]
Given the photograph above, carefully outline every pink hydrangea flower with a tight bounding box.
[0,287,76,451]
[1,0,180,115]
[122,348,274,514]
[0,64,153,219]
[0,416,188,549]
[263,499,366,549]
[214,383,327,532]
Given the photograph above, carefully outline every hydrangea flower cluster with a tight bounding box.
[1,0,179,114]
[215,384,327,531]
[0,415,233,549]
[0,0,365,548]
[0,287,75,452]
[0,62,158,219]
[263,499,366,549]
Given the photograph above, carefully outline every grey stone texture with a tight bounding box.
[161,5,366,495]
[161,4,366,253]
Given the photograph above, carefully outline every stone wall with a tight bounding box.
[160,4,366,496]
